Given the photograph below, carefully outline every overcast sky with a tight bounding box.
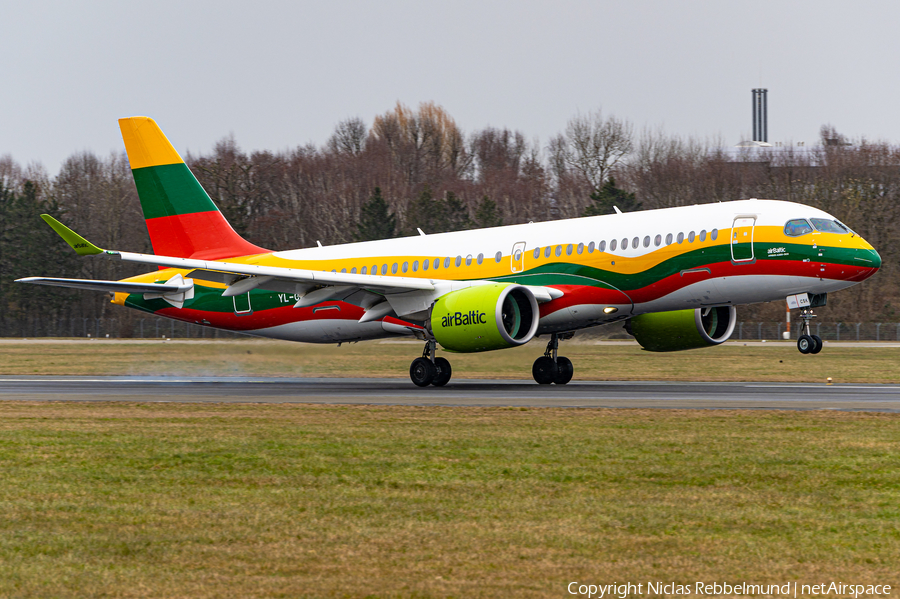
[2,0,898,174]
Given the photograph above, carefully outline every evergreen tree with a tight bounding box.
[583,176,641,216]
[473,195,503,228]
[405,185,444,234]
[355,187,397,241]
[443,191,472,232]
[0,180,79,324]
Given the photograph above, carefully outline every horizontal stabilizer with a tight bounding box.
[15,277,192,295]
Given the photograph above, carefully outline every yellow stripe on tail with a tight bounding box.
[118,116,183,169]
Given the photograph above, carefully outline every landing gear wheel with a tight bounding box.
[797,334,813,354]
[410,357,436,387]
[810,335,823,354]
[554,356,574,385]
[432,357,452,386]
[532,356,557,385]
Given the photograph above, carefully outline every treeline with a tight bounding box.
[0,104,896,334]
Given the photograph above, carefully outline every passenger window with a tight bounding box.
[352,267,358,274]
[633,236,640,248]
[444,257,450,269]
[412,261,418,272]
[711,229,718,241]
[544,247,551,258]
[677,232,684,244]
[654,234,661,247]
[381,265,388,275]
[588,241,595,253]
[361,266,367,275]
[533,248,540,259]
[465,255,473,266]
[402,262,409,273]
[688,231,695,243]
[622,238,629,250]
[496,251,503,262]
[341,268,347,273]
[514,249,522,261]
[666,233,673,245]
[423,260,429,271]
[699,230,707,242]
[455,256,462,267]
[810,218,845,234]
[566,244,573,256]
[392,263,398,274]
[577,243,584,254]
[555,245,562,257]
[609,239,617,251]
[643,236,650,248]
[598,240,605,252]
[477,253,483,264]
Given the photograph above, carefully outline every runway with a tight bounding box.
[1,376,899,411]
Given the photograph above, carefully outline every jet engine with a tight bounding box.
[625,306,737,352]
[430,283,539,352]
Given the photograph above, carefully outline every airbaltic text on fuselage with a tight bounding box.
[441,311,488,328]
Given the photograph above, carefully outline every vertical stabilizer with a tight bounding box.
[119,116,267,259]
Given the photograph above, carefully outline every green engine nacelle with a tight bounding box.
[626,306,737,352]
[430,283,540,352]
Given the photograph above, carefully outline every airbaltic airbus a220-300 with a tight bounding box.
[18,117,882,386]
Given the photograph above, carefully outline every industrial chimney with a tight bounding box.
[752,88,768,143]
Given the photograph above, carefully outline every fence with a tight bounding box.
[735,321,900,342]
[0,317,247,340]
[1,317,898,341]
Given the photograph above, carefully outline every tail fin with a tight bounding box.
[118,116,268,259]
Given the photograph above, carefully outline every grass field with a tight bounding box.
[0,338,899,383]
[0,402,898,598]
[1,340,898,597]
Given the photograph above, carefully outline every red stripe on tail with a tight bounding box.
[145,211,268,260]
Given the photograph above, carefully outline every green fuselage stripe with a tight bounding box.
[131,163,219,219]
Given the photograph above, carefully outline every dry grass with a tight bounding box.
[0,339,898,383]
[0,402,898,597]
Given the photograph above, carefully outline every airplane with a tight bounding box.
[17,117,882,386]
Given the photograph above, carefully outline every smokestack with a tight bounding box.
[752,88,768,143]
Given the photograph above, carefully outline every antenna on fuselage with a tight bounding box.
[613,206,623,214]
[417,228,426,236]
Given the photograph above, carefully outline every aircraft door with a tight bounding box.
[511,242,526,273]
[731,217,756,263]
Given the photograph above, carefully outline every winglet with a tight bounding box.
[41,214,105,255]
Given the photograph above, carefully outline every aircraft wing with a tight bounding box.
[29,214,563,317]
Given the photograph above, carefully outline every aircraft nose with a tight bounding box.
[870,248,882,269]
[855,246,881,279]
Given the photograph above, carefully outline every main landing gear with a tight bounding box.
[532,332,574,385]
[409,339,452,387]
[796,309,823,355]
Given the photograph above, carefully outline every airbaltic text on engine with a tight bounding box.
[442,311,488,328]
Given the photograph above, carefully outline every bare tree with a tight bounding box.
[327,117,367,156]
[555,109,634,192]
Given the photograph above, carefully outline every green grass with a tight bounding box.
[0,339,898,383]
[0,403,898,597]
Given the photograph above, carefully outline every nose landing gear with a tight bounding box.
[532,332,574,385]
[409,339,453,387]
[796,309,823,354]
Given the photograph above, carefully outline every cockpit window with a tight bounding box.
[810,218,848,234]
[784,218,813,237]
